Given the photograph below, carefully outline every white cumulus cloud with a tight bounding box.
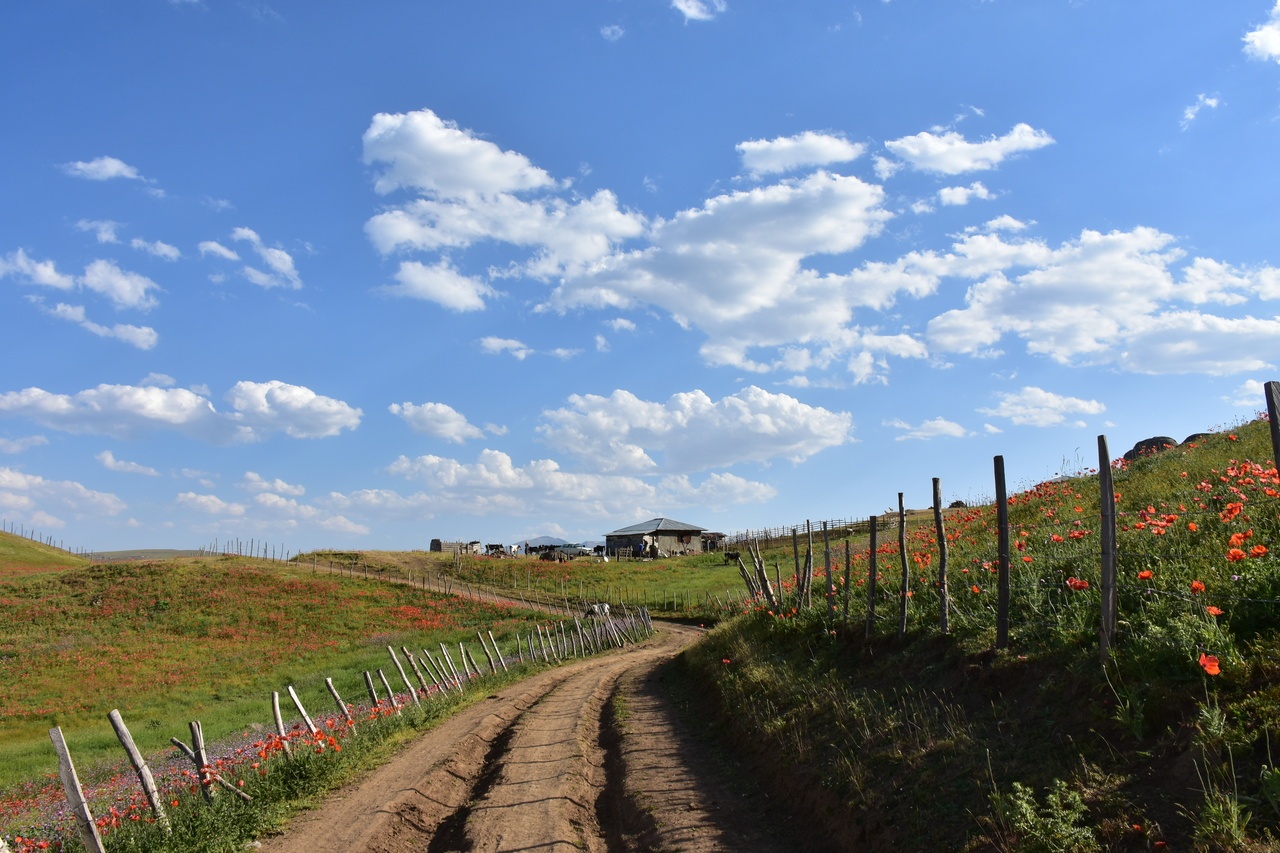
[0,380,360,443]
[672,0,726,22]
[231,227,302,289]
[131,238,181,261]
[737,131,865,177]
[380,260,496,311]
[537,386,852,472]
[884,123,1054,175]
[389,401,485,443]
[0,467,126,526]
[977,386,1105,427]
[884,417,969,441]
[96,450,160,476]
[60,156,145,181]
[1245,2,1280,62]
[241,471,306,495]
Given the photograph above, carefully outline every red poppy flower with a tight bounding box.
[1251,545,1269,558]
[1190,580,1206,594]
[1199,653,1221,676]
[1227,548,1247,562]
[1137,570,1153,580]
[1066,577,1089,591]
[1205,606,1224,617]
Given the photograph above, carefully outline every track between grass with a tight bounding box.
[258,622,801,853]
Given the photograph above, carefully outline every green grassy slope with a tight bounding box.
[679,417,1280,851]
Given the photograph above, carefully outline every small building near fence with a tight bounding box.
[604,517,707,558]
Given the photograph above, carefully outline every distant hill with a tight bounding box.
[89,549,208,560]
[521,536,570,547]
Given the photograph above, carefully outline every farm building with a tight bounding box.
[604,517,706,558]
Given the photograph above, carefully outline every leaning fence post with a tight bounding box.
[287,685,319,734]
[933,477,950,635]
[49,726,106,853]
[271,692,293,758]
[1099,435,1118,663]
[995,456,1011,649]
[388,646,420,706]
[324,678,356,732]
[107,709,170,832]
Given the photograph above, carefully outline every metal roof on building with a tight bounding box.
[605,517,707,536]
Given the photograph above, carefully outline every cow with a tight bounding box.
[584,602,610,619]
[723,550,740,565]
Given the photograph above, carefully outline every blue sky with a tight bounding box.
[2,0,1279,552]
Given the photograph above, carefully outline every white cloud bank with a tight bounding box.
[360,109,1276,383]
[0,380,361,443]
[0,467,126,528]
[537,386,852,472]
[977,386,1106,428]
[360,450,773,521]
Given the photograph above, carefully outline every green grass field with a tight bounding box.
[0,554,544,793]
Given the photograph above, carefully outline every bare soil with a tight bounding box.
[258,623,813,853]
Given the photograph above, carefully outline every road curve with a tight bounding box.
[258,622,799,853]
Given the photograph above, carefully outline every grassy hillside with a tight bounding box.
[0,531,89,575]
[0,556,544,793]
[676,416,1280,850]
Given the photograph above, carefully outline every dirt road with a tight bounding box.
[259,622,806,853]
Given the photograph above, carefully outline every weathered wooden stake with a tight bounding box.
[823,521,835,619]
[107,709,170,832]
[995,456,1011,649]
[49,726,106,853]
[1099,435,1118,663]
[866,516,878,638]
[271,692,293,758]
[324,678,356,731]
[377,669,401,715]
[897,493,909,640]
[488,630,509,671]
[387,646,420,706]
[1266,381,1280,469]
[287,685,319,734]
[933,477,950,635]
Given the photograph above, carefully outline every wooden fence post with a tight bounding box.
[995,456,1011,649]
[1099,435,1118,663]
[866,516,878,638]
[388,646,420,706]
[107,709,170,832]
[271,692,293,758]
[842,540,853,627]
[287,686,319,734]
[324,678,356,731]
[49,726,106,853]
[897,493,909,640]
[933,477,950,635]
[1267,381,1280,468]
[823,521,836,619]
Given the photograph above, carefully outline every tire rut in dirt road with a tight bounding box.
[260,624,818,853]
